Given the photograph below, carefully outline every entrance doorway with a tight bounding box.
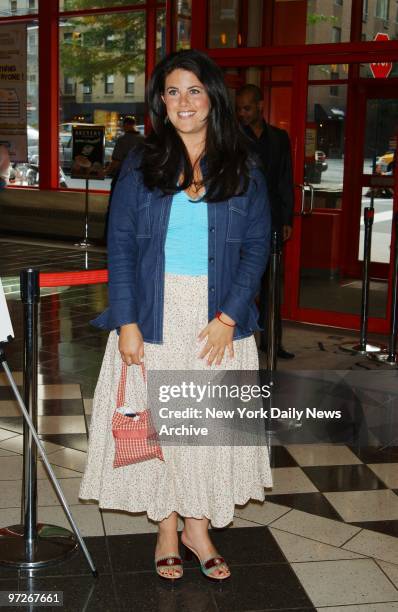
[295,74,397,334]
[218,56,398,334]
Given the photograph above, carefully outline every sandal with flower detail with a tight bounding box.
[183,543,230,580]
[155,554,183,580]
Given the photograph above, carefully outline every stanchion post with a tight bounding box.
[75,178,92,248]
[84,177,89,243]
[340,205,384,355]
[359,207,374,351]
[20,268,40,556]
[370,211,398,366]
[387,212,398,362]
[267,231,280,372]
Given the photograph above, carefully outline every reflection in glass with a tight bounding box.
[308,64,349,81]
[59,11,146,190]
[363,99,398,175]
[305,84,347,204]
[60,0,144,10]
[176,0,191,50]
[208,0,240,48]
[0,0,37,15]
[299,84,366,317]
[273,0,351,45]
[305,0,351,44]
[360,61,398,78]
[6,22,39,187]
[361,0,398,42]
[207,0,263,48]
[156,9,166,62]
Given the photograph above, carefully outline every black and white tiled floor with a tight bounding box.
[0,237,398,611]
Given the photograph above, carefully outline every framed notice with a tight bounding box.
[305,123,317,161]
[0,24,28,163]
[71,125,105,179]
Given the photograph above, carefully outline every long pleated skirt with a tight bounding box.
[79,274,272,528]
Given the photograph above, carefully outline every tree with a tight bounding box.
[60,4,146,85]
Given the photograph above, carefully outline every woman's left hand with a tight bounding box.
[198,313,235,366]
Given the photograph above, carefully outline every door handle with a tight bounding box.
[306,183,314,215]
[295,183,313,215]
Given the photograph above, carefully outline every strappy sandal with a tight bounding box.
[183,543,230,581]
[155,554,183,580]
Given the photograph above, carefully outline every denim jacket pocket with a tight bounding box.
[226,197,248,242]
[136,193,152,238]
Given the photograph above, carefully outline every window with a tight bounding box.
[303,1,353,45]
[64,76,75,95]
[105,74,114,94]
[330,72,339,96]
[125,30,134,51]
[376,0,389,20]
[105,34,117,49]
[363,0,397,38]
[10,0,17,14]
[125,74,135,94]
[59,11,146,190]
[82,80,92,95]
[332,27,342,43]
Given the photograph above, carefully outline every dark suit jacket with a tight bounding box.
[242,121,294,232]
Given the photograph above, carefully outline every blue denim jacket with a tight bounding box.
[92,149,271,343]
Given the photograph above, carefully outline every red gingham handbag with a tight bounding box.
[112,362,164,468]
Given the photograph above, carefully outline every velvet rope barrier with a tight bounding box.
[39,269,108,288]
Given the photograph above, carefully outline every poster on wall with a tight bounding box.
[71,125,105,179]
[0,24,27,163]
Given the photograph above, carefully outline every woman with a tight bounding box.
[79,49,273,581]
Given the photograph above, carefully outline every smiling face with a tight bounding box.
[161,69,210,142]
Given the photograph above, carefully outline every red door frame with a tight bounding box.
[342,81,398,281]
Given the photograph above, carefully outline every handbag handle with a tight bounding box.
[117,361,146,409]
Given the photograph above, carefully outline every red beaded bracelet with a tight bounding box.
[215,311,236,327]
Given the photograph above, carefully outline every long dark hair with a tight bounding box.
[140,49,250,202]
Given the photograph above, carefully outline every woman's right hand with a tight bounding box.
[118,323,144,365]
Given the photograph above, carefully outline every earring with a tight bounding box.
[164,115,169,124]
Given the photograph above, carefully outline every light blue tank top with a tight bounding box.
[164,190,208,275]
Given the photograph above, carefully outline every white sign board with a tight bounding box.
[0,278,14,342]
[0,23,27,163]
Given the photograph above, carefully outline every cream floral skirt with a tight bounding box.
[78,274,272,528]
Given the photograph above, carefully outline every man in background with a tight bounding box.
[236,84,295,360]
[107,115,143,190]
[104,116,143,241]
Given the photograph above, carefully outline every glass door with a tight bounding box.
[297,72,347,315]
[292,67,398,333]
